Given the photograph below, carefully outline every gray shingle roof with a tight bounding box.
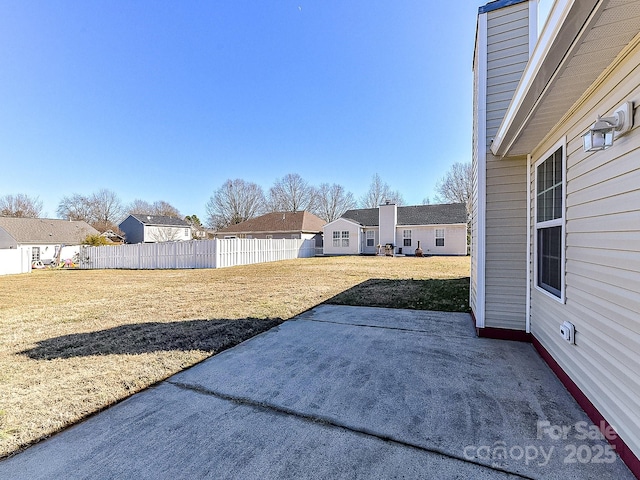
[129,214,189,227]
[0,217,100,244]
[342,203,467,226]
[342,208,378,226]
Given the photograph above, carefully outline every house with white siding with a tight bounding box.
[119,214,192,244]
[472,0,640,475]
[0,217,99,265]
[323,202,467,256]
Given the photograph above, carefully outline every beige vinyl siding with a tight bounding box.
[484,154,528,330]
[485,2,530,147]
[529,40,640,459]
[471,2,531,330]
[472,1,531,328]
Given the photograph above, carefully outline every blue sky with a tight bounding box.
[0,1,546,223]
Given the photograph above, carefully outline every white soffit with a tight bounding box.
[491,0,640,157]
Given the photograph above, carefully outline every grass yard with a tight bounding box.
[0,255,469,458]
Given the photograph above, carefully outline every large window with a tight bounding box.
[435,229,445,247]
[32,247,40,262]
[403,230,411,247]
[341,231,349,247]
[535,144,564,299]
[366,230,375,247]
[332,231,340,247]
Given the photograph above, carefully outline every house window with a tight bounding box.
[403,230,412,247]
[535,144,565,299]
[266,235,273,239]
[435,229,445,247]
[184,228,190,237]
[332,231,340,247]
[366,230,375,247]
[341,231,349,247]
[32,247,40,261]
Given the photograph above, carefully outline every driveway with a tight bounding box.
[0,305,634,479]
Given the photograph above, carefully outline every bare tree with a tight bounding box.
[313,183,357,223]
[359,173,404,208]
[0,194,43,217]
[206,179,266,229]
[267,173,316,212]
[434,162,472,210]
[151,200,181,218]
[127,199,181,218]
[57,193,94,222]
[57,189,125,232]
[127,199,154,215]
[90,189,126,229]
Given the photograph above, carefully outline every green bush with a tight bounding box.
[83,234,110,246]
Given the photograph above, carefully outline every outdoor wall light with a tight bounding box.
[582,101,634,152]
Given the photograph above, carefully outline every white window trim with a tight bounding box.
[341,230,349,247]
[332,231,340,248]
[366,230,375,247]
[403,229,411,247]
[435,228,445,247]
[533,137,566,304]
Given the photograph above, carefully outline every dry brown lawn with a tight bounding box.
[0,255,469,458]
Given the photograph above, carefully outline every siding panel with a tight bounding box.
[530,39,640,460]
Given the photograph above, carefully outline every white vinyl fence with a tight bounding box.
[78,238,316,270]
[0,247,32,276]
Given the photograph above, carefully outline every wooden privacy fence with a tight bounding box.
[78,238,317,270]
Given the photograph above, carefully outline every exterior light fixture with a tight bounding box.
[582,102,634,152]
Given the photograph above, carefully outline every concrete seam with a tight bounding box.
[303,318,478,339]
[168,381,538,480]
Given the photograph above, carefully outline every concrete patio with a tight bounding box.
[0,305,634,479]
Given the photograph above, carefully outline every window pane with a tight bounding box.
[537,147,563,223]
[554,184,563,219]
[538,226,562,297]
[554,149,562,185]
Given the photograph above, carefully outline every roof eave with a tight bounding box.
[491,0,601,157]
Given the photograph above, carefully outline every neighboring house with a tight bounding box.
[472,0,640,475]
[215,211,326,245]
[0,217,99,264]
[323,202,467,256]
[119,214,191,244]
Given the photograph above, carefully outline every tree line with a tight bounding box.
[0,164,471,232]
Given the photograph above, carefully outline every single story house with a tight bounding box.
[0,217,99,264]
[119,214,191,244]
[472,0,640,475]
[215,211,325,245]
[323,202,467,256]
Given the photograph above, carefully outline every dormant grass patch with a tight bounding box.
[0,255,469,457]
